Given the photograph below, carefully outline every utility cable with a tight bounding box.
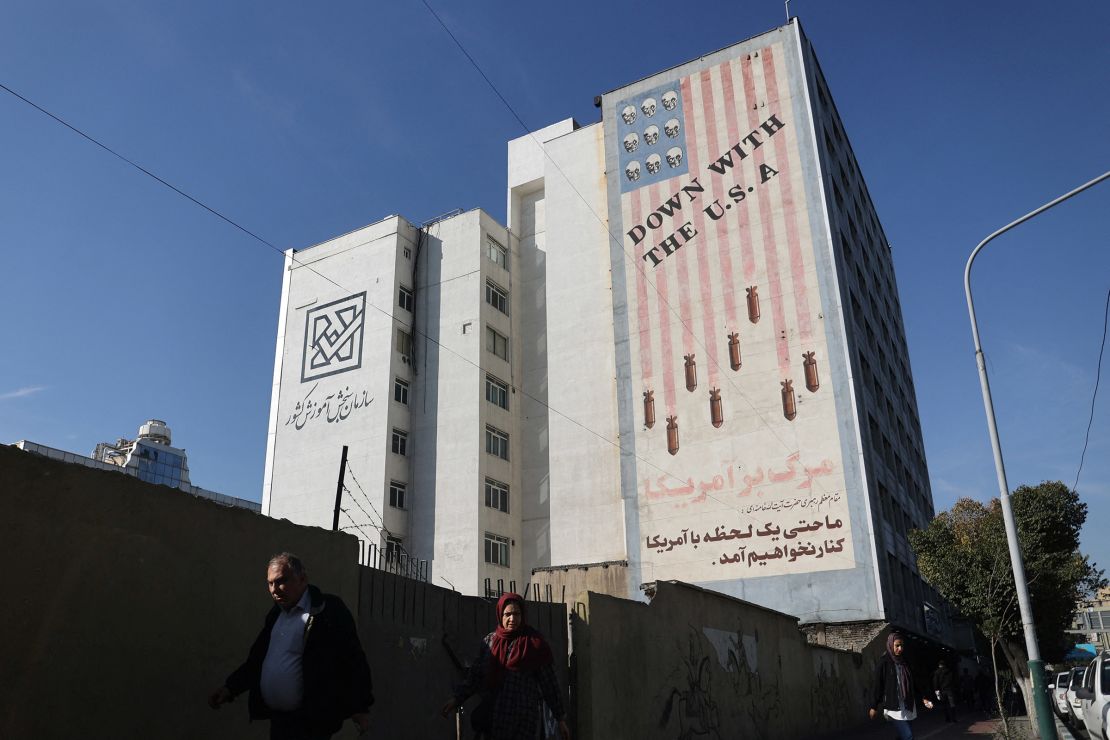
[2,70,859,568]
[0,72,729,519]
[0,81,282,254]
[1074,285,1110,491]
[416,1,863,559]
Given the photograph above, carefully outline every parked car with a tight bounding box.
[1068,665,1090,725]
[1076,651,1110,740]
[1051,670,1073,717]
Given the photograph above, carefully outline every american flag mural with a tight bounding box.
[606,39,857,582]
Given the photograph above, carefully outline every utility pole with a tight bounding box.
[964,169,1110,739]
[332,445,349,531]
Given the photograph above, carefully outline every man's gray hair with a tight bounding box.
[268,552,307,578]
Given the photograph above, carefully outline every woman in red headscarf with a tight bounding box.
[441,593,570,740]
[869,632,934,739]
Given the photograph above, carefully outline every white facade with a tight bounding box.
[263,212,529,594]
[506,20,939,631]
[265,20,941,633]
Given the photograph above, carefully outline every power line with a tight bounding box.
[0,74,744,516]
[416,1,862,555]
[0,81,283,254]
[2,56,856,551]
[1074,285,1110,491]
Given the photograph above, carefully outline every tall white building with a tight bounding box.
[262,212,535,593]
[264,20,942,635]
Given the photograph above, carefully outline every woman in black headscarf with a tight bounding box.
[441,593,570,740]
[869,632,934,739]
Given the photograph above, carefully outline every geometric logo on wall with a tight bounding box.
[301,292,366,382]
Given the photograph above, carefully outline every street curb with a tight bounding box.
[1056,716,1080,740]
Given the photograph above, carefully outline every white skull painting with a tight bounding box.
[661,90,679,111]
[644,125,660,146]
[646,154,662,174]
[621,105,637,125]
[623,133,639,153]
[664,118,681,138]
[666,147,683,169]
[625,161,642,182]
[641,97,657,117]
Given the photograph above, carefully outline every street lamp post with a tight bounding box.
[964,169,1110,740]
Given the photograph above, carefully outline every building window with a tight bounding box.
[485,280,509,315]
[396,328,413,356]
[386,536,404,562]
[403,246,412,260]
[485,426,509,460]
[486,326,509,361]
[485,375,509,410]
[398,285,414,312]
[389,481,406,509]
[484,533,510,566]
[487,237,508,270]
[391,429,408,456]
[394,378,409,405]
[485,478,509,513]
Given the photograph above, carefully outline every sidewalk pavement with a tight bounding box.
[810,709,1080,739]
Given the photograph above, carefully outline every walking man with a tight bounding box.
[932,659,958,723]
[208,553,373,739]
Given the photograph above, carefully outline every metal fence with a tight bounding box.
[362,542,428,582]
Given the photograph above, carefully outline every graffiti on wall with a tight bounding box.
[658,629,722,740]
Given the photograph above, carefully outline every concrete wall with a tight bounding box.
[530,560,633,603]
[357,567,569,739]
[2,444,353,739]
[3,442,947,740]
[1,444,568,740]
[571,581,883,740]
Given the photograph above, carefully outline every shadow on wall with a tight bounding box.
[0,444,569,740]
[3,443,922,740]
[574,582,880,740]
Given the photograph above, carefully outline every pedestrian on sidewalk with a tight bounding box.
[869,632,934,740]
[208,552,373,740]
[440,592,570,740]
[959,668,975,710]
[932,659,958,723]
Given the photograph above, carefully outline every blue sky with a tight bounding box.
[2,1,1108,575]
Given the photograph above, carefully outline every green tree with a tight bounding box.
[909,481,1104,732]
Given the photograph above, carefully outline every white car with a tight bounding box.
[1051,670,1073,716]
[1076,651,1110,740]
[1067,666,1089,724]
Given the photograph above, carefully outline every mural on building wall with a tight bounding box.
[301,292,366,382]
[607,40,855,582]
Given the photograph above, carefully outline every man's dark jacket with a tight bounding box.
[933,664,956,692]
[225,585,373,735]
